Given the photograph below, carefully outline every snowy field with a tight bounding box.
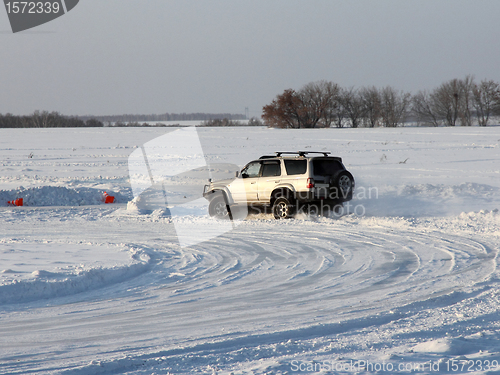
[0,126,499,374]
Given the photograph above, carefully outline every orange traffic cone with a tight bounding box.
[7,198,23,206]
[103,192,115,204]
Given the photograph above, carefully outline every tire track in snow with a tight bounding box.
[0,220,497,374]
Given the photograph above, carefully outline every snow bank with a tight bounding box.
[356,182,500,217]
[0,186,128,207]
[412,338,479,355]
[0,242,152,304]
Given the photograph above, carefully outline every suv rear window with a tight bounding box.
[312,159,343,176]
[284,159,307,175]
[261,162,281,177]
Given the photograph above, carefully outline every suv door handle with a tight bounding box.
[251,181,256,184]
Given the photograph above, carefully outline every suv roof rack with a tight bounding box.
[275,151,331,157]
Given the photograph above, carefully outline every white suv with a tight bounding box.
[203,151,354,219]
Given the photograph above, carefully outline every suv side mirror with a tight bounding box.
[235,171,240,178]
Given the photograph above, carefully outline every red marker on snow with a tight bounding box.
[103,192,115,204]
[7,198,23,206]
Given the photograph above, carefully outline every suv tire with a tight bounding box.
[330,170,354,201]
[272,197,295,219]
[208,193,231,220]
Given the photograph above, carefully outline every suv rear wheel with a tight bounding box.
[272,197,294,219]
[330,170,354,201]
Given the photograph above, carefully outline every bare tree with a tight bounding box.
[31,110,51,128]
[380,86,411,127]
[360,86,381,127]
[315,81,340,128]
[262,76,500,129]
[295,81,340,128]
[412,90,441,127]
[262,89,303,128]
[459,75,474,126]
[262,81,341,129]
[314,81,340,128]
[472,79,500,126]
[320,90,340,128]
[340,87,364,128]
[299,82,327,128]
[431,76,475,126]
[330,100,345,128]
[431,79,459,126]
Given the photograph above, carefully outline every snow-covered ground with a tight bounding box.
[0,126,499,374]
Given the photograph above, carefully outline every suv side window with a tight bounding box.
[241,162,261,178]
[284,159,307,175]
[261,161,281,177]
[312,159,343,176]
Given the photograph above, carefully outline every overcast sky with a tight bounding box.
[1,0,500,117]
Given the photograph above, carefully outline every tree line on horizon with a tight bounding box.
[78,112,246,123]
[0,111,249,128]
[0,111,250,129]
[111,117,263,127]
[262,76,500,128]
[0,111,104,129]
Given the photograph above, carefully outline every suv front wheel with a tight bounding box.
[208,194,231,220]
[272,197,295,219]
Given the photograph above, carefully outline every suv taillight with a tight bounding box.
[306,178,314,189]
